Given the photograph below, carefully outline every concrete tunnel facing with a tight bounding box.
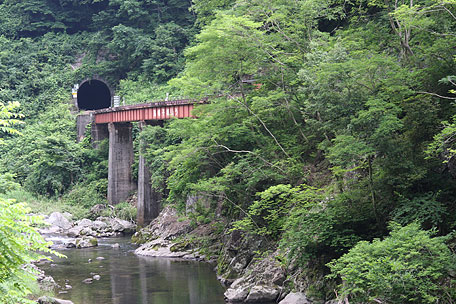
[77,79,112,110]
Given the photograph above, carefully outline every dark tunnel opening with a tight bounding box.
[77,79,111,110]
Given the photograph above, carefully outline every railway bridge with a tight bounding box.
[75,78,201,226]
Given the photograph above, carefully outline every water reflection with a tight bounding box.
[42,237,225,304]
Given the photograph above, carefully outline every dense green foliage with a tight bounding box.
[0,0,455,302]
[0,198,61,304]
[328,223,456,303]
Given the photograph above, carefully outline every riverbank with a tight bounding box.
[35,209,227,304]
[132,206,322,304]
[35,207,325,304]
[37,235,225,304]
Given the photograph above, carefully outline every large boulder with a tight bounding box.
[46,212,72,230]
[75,218,93,228]
[279,292,312,304]
[39,225,63,234]
[245,285,280,303]
[37,296,74,304]
[75,236,98,248]
[109,218,136,234]
[67,226,83,237]
[79,226,97,236]
[144,206,192,240]
[135,238,192,258]
[224,285,251,303]
[92,220,108,231]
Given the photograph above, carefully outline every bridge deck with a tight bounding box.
[94,99,202,124]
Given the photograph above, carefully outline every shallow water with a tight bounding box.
[41,237,226,304]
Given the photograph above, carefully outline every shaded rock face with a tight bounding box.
[133,206,316,304]
[134,206,192,241]
[223,250,286,303]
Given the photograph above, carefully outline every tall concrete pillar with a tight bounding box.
[91,123,109,148]
[108,122,136,205]
[137,121,161,226]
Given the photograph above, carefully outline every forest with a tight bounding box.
[0,0,456,303]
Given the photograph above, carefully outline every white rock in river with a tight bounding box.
[75,236,98,248]
[76,218,93,227]
[279,292,312,304]
[245,285,279,302]
[224,285,251,302]
[37,296,74,304]
[93,220,108,231]
[46,212,72,230]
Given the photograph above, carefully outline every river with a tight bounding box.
[41,236,226,304]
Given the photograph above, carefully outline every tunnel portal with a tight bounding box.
[77,79,111,110]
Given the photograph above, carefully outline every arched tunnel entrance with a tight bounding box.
[77,79,111,110]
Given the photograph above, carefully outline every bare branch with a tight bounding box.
[212,140,288,175]
[417,91,456,100]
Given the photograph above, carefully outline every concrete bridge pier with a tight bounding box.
[91,123,108,147]
[107,122,136,205]
[137,121,161,226]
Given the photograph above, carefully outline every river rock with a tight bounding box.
[228,251,252,275]
[111,218,136,234]
[39,225,63,234]
[62,212,73,220]
[46,212,72,230]
[93,274,101,280]
[96,256,105,260]
[65,239,76,248]
[80,226,96,236]
[67,219,94,237]
[76,218,93,228]
[93,220,108,231]
[67,226,83,237]
[224,285,251,302]
[75,236,98,248]
[38,275,58,292]
[245,285,279,302]
[37,296,74,304]
[112,243,120,248]
[144,206,192,240]
[82,278,93,284]
[135,238,192,258]
[279,292,312,304]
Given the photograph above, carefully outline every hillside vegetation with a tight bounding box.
[0,0,456,303]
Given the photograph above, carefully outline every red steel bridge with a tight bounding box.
[75,78,206,227]
[93,99,202,124]
[78,98,205,227]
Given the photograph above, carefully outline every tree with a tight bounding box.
[0,101,23,143]
[0,199,62,304]
[328,223,456,303]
